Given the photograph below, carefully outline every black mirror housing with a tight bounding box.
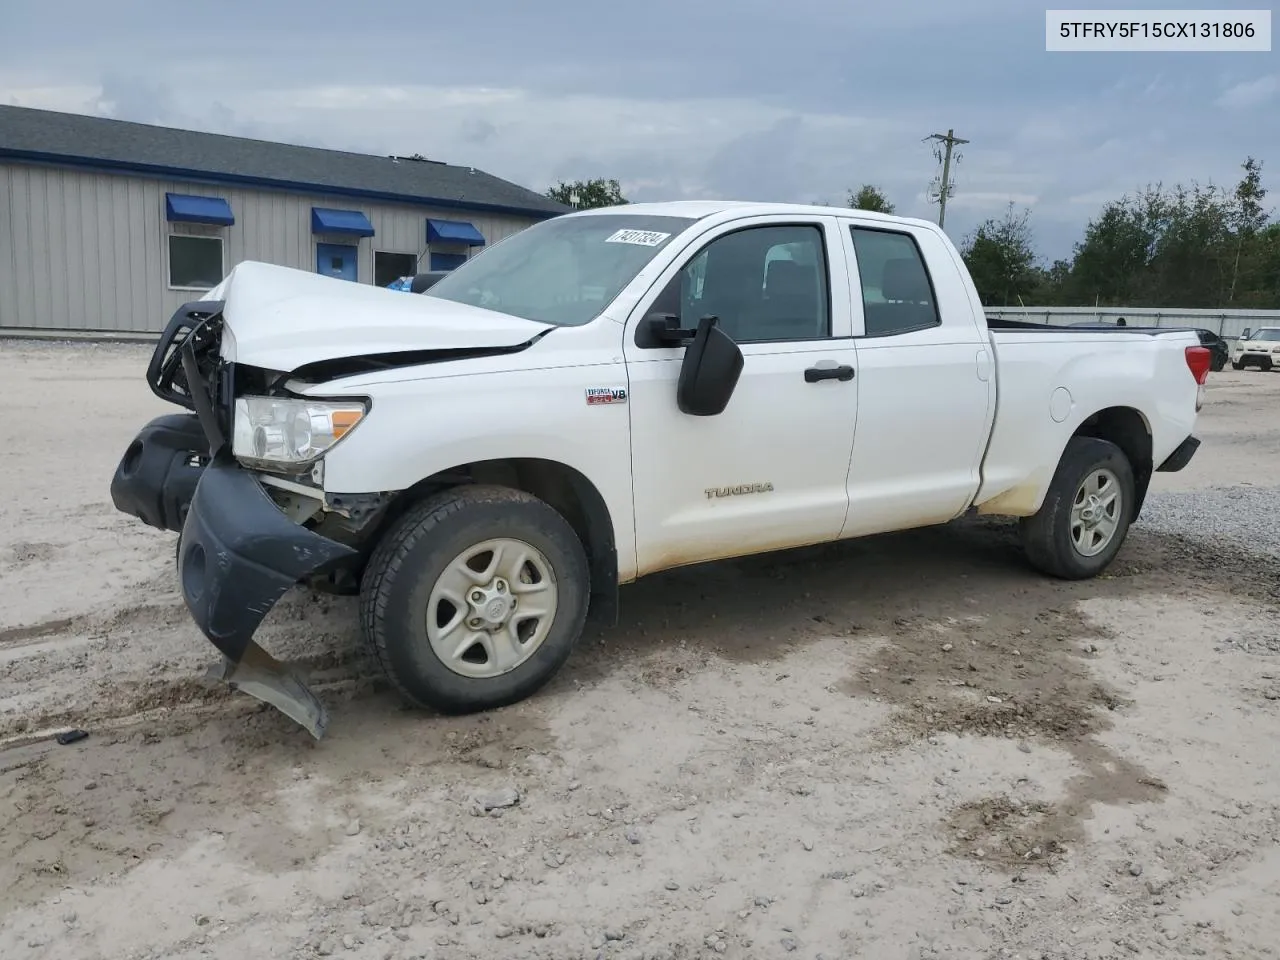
[676,315,743,416]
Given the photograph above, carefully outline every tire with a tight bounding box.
[359,484,590,714]
[1262,357,1274,372]
[1232,361,1244,370]
[1019,436,1135,580]
[1211,355,1225,372]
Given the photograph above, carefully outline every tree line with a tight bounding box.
[852,160,1277,309]
[548,163,1278,310]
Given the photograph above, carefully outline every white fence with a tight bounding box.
[984,306,1280,341]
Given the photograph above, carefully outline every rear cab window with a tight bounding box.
[848,226,941,337]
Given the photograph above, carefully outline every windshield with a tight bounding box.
[425,213,696,326]
[1250,328,1280,341]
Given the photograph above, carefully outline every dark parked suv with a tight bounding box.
[1194,329,1230,371]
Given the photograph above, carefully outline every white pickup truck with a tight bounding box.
[110,201,1210,737]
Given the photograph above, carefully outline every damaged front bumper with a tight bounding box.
[112,415,358,738]
[177,453,357,738]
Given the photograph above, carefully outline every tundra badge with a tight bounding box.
[705,482,774,498]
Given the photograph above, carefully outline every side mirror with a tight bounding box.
[639,313,744,415]
[1242,328,1252,340]
[676,315,743,416]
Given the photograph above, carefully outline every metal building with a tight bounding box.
[0,105,569,336]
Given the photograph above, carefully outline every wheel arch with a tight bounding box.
[381,457,619,626]
[1070,405,1153,518]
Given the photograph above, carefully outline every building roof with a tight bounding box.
[0,104,571,220]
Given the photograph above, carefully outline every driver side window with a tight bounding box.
[670,224,830,343]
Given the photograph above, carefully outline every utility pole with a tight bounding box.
[924,128,968,228]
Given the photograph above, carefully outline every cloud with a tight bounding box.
[1216,75,1279,110]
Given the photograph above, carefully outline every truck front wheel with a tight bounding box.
[1019,436,1135,580]
[359,484,590,714]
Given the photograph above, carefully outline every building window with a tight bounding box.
[375,251,418,287]
[168,235,224,289]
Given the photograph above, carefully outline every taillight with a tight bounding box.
[1185,346,1211,383]
[1185,345,1210,411]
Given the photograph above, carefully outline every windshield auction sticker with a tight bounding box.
[605,229,672,246]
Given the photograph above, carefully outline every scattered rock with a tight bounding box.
[781,936,799,952]
[1128,862,1144,877]
[345,819,362,837]
[625,827,642,845]
[316,939,336,956]
[995,892,1014,905]
[801,839,814,852]
[495,925,514,939]
[473,786,521,815]
[665,881,680,891]
[987,696,1003,704]
[342,934,357,950]
[942,643,954,652]
[1018,742,1032,754]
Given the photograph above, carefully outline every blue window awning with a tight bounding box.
[165,193,234,225]
[426,218,486,246]
[311,207,375,237]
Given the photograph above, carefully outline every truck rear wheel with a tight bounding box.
[1019,436,1135,580]
[359,484,590,714]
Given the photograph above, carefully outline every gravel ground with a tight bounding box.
[1136,485,1280,559]
[1,344,1279,960]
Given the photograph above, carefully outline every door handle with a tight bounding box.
[804,364,854,383]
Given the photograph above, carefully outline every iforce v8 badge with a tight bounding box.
[585,387,627,405]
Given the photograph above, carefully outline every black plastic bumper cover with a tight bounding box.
[1156,435,1200,473]
[178,454,358,664]
[110,414,209,533]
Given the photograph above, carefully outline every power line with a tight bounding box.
[923,128,968,229]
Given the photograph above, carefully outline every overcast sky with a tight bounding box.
[2,0,1275,261]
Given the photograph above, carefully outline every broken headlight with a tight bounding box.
[231,396,367,467]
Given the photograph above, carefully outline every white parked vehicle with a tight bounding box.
[1231,327,1280,370]
[110,202,1211,737]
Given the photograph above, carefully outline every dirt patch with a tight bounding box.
[844,604,1123,744]
[944,795,1069,867]
[5,543,59,567]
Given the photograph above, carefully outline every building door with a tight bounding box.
[317,243,359,281]
[374,251,417,287]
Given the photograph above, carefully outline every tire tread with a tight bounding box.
[358,484,587,712]
[1020,436,1134,580]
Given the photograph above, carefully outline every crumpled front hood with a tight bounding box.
[204,260,552,372]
